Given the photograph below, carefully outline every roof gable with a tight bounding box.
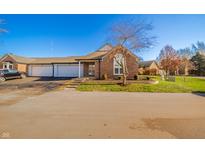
[98,44,113,51]
[102,45,140,61]
[75,44,113,60]
[0,54,17,63]
[9,54,34,63]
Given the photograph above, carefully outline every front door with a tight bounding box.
[88,64,95,76]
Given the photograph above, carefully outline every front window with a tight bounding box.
[3,62,13,70]
[113,53,124,75]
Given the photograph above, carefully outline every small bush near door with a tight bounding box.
[102,74,108,80]
[134,74,138,80]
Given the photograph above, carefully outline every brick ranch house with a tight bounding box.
[0,44,139,79]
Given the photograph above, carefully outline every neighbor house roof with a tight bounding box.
[138,60,158,68]
[0,54,34,64]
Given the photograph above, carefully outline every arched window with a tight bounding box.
[113,53,124,75]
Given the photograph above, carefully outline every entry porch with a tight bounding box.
[77,59,101,79]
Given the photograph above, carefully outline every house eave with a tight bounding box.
[28,62,79,65]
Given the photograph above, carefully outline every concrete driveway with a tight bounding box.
[0,89,205,139]
[0,77,69,105]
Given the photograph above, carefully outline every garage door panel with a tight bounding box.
[28,65,53,77]
[54,64,83,77]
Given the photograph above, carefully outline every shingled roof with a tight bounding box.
[75,44,113,60]
[98,44,113,51]
[30,56,85,64]
[76,44,139,61]
[0,44,140,64]
[138,60,158,68]
[0,53,85,64]
[0,54,34,63]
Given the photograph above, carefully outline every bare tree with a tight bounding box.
[108,19,156,85]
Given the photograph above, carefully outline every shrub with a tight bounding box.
[143,69,150,75]
[118,76,123,80]
[102,74,108,80]
[134,74,138,80]
[137,75,150,80]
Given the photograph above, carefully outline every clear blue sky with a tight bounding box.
[0,14,205,60]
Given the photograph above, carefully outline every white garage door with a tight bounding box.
[28,65,53,77]
[54,64,83,77]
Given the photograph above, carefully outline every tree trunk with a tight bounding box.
[122,73,127,86]
[184,63,189,76]
[166,70,169,76]
[122,49,129,86]
[175,68,179,75]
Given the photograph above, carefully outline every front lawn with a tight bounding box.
[77,76,205,93]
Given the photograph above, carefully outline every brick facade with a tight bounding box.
[95,46,138,79]
[0,45,138,79]
[17,64,27,73]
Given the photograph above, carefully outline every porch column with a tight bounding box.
[78,61,81,78]
[98,59,101,80]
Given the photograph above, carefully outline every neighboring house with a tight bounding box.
[0,54,29,73]
[138,60,160,75]
[0,44,139,79]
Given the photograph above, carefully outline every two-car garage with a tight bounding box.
[28,64,83,77]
